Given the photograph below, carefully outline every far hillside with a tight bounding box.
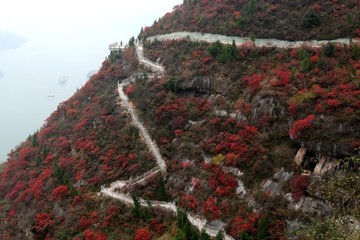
[140,0,360,40]
[0,30,27,50]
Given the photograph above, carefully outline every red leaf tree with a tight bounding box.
[134,227,151,240]
[289,115,315,139]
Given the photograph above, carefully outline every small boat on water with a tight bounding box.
[59,76,69,85]
[48,92,55,100]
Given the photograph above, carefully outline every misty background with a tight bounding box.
[0,0,182,162]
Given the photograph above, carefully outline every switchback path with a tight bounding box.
[100,44,235,239]
[136,43,165,72]
[117,81,167,173]
[147,31,360,48]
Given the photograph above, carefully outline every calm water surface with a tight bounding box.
[0,31,115,162]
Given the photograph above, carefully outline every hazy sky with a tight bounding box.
[0,0,182,162]
[0,0,182,36]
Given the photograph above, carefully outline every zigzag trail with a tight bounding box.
[100,42,235,239]
[99,32,359,239]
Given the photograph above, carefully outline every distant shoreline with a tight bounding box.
[0,30,27,50]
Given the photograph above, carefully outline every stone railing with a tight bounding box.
[99,42,236,240]
[135,43,165,72]
[118,82,167,172]
[147,31,360,49]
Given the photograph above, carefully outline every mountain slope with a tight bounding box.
[141,0,360,40]
[1,1,360,239]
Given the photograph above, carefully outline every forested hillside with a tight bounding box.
[141,0,360,40]
[1,1,360,239]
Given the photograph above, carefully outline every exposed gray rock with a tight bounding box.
[262,168,293,197]
[313,156,340,175]
[294,147,307,166]
[290,196,332,217]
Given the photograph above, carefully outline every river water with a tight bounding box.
[0,31,115,162]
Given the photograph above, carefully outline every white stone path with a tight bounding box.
[100,31,360,239]
[100,43,235,239]
[147,31,360,48]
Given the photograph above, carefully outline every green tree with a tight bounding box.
[132,194,141,218]
[199,230,210,240]
[32,132,38,147]
[256,217,269,240]
[303,11,321,28]
[177,208,188,229]
[299,49,312,72]
[173,229,186,240]
[157,177,168,201]
[322,43,336,57]
[351,44,360,60]
[165,77,180,93]
[216,230,225,240]
[240,232,251,240]
[129,36,135,47]
[208,41,223,58]
[249,0,256,15]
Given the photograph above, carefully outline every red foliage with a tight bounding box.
[211,124,261,166]
[289,115,315,139]
[233,11,241,18]
[5,181,26,200]
[51,185,70,201]
[271,69,291,87]
[230,210,260,238]
[150,219,165,234]
[269,220,286,240]
[207,165,238,196]
[356,29,360,37]
[242,73,265,92]
[83,229,107,240]
[326,99,341,108]
[201,56,213,63]
[32,213,54,235]
[288,102,297,116]
[310,54,319,63]
[310,3,322,12]
[201,197,221,220]
[126,85,136,96]
[18,147,36,161]
[291,175,310,202]
[58,156,75,170]
[181,194,199,210]
[79,211,99,230]
[174,129,183,137]
[134,227,151,240]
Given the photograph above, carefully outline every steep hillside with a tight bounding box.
[1,1,360,240]
[140,0,360,40]
[0,49,177,239]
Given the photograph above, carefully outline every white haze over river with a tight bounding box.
[0,0,182,162]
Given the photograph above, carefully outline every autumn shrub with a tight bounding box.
[32,213,54,237]
[134,227,151,240]
[289,115,316,139]
[201,197,221,220]
[51,185,70,201]
[290,175,310,202]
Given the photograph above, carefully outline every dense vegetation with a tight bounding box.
[0,49,178,239]
[140,0,360,40]
[1,1,360,239]
[128,38,360,238]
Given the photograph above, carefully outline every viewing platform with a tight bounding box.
[108,41,126,53]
